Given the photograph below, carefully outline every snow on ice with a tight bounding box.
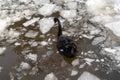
[38,4,56,16]
[33,0,50,6]
[40,41,48,46]
[39,17,54,34]
[77,71,100,80]
[44,72,58,80]
[71,69,78,76]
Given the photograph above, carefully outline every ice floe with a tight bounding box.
[60,10,77,19]
[38,4,56,16]
[72,58,79,67]
[39,17,54,34]
[71,69,78,76]
[33,0,50,6]
[66,1,77,9]
[23,18,40,27]
[44,72,58,80]
[25,30,38,38]
[40,41,48,46]
[77,71,100,80]
[19,62,31,70]
[105,21,120,37]
[0,47,6,55]
[25,53,38,62]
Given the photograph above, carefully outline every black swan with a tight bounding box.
[54,18,77,58]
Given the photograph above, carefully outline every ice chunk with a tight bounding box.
[14,42,21,46]
[38,4,56,16]
[66,1,77,9]
[72,58,79,67]
[84,58,94,65]
[44,72,58,80]
[71,70,78,76]
[78,71,100,80]
[86,0,108,15]
[60,10,77,19]
[40,41,48,46]
[19,62,31,70]
[0,19,8,34]
[23,18,40,27]
[33,0,50,6]
[39,18,54,34]
[19,0,31,4]
[26,53,38,62]
[105,21,120,37]
[0,47,6,55]
[25,30,38,38]
[8,30,20,39]
[92,37,106,45]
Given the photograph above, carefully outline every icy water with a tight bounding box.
[0,18,120,80]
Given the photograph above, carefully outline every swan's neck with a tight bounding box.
[57,20,62,37]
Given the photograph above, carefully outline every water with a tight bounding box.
[0,17,120,80]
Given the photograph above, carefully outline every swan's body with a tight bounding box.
[54,18,77,58]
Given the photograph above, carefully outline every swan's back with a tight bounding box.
[57,36,77,58]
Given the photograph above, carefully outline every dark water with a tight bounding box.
[0,18,120,80]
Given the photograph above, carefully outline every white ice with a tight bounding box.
[71,70,78,76]
[25,30,39,38]
[19,62,31,70]
[23,18,40,27]
[39,17,54,34]
[0,47,6,55]
[77,71,100,80]
[105,21,120,37]
[72,58,79,67]
[60,10,77,19]
[0,19,8,34]
[25,53,38,62]
[44,72,58,80]
[40,41,48,46]
[38,4,56,16]
[66,1,77,9]
[33,0,50,6]
[84,58,94,65]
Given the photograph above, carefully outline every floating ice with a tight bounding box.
[105,21,120,37]
[44,72,58,80]
[38,4,56,16]
[103,47,120,61]
[40,41,48,46]
[86,0,108,15]
[72,58,79,67]
[19,0,31,4]
[19,62,31,70]
[26,53,38,62]
[92,37,106,45]
[23,18,40,27]
[0,47,6,55]
[66,1,77,9]
[25,30,38,38]
[8,30,20,39]
[60,10,77,19]
[39,18,54,34]
[14,42,21,46]
[71,70,78,76]
[0,19,8,34]
[84,58,94,65]
[77,71,100,80]
[33,0,50,6]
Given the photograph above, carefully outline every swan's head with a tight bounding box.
[54,17,59,23]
